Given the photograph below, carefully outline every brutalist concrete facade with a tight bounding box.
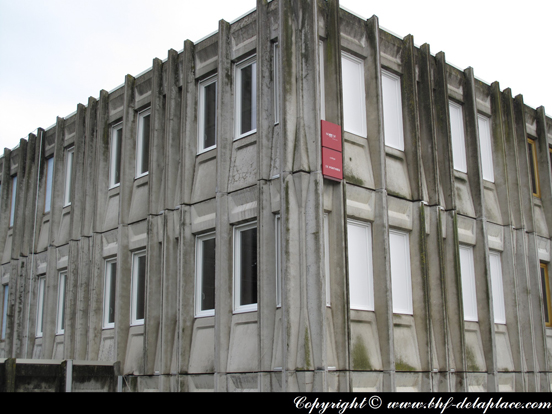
[1,0,551,392]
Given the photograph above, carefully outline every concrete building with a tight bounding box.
[1,0,551,392]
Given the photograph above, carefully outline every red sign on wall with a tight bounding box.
[321,120,343,181]
[322,147,343,181]
[321,120,342,152]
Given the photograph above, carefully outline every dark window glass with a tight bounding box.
[140,114,150,174]
[203,82,217,149]
[240,63,256,135]
[201,238,216,311]
[113,127,122,185]
[240,227,257,306]
[108,262,116,324]
[136,255,146,321]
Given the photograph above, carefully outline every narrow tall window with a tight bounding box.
[347,220,374,311]
[64,147,74,206]
[390,230,413,315]
[489,251,506,324]
[540,262,551,328]
[382,70,404,151]
[44,157,54,213]
[478,115,494,182]
[109,123,123,187]
[235,57,257,138]
[131,251,146,325]
[324,214,331,307]
[56,271,66,335]
[459,245,478,321]
[233,222,258,313]
[341,52,366,137]
[136,109,151,177]
[449,101,467,173]
[319,40,325,121]
[275,215,282,308]
[195,233,216,317]
[103,259,117,329]
[527,138,540,197]
[36,276,46,337]
[273,42,280,125]
[198,76,217,153]
[9,175,17,227]
[1,285,8,340]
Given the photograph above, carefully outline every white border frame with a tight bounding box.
[381,69,405,151]
[234,55,257,140]
[1,284,8,340]
[103,258,117,329]
[36,276,46,337]
[389,229,413,315]
[347,219,374,311]
[56,271,66,335]
[109,122,123,188]
[233,221,258,313]
[195,232,216,317]
[9,175,17,227]
[135,108,151,178]
[131,250,146,326]
[449,100,467,173]
[44,156,54,213]
[63,146,74,206]
[198,75,217,154]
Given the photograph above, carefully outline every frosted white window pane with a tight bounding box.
[489,252,506,324]
[449,102,467,173]
[341,52,366,137]
[64,148,74,206]
[56,272,66,335]
[10,176,17,227]
[460,245,478,321]
[390,231,412,314]
[36,277,46,337]
[382,70,404,151]
[347,220,373,311]
[478,115,494,182]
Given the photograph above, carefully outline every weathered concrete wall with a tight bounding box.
[0,0,551,392]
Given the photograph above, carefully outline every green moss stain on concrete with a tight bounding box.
[303,327,312,370]
[466,346,480,371]
[352,336,372,370]
[395,358,416,372]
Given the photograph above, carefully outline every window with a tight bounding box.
[103,259,117,329]
[449,101,467,173]
[109,123,123,187]
[275,215,282,308]
[527,138,540,197]
[136,108,151,177]
[36,276,46,337]
[540,262,551,328]
[341,52,366,137]
[131,251,146,325]
[198,76,217,152]
[273,42,280,125]
[1,284,8,340]
[44,157,54,212]
[347,220,373,311]
[195,233,216,317]
[56,271,66,335]
[324,214,331,307]
[390,230,413,315]
[459,245,478,321]
[64,147,74,206]
[478,115,494,182]
[382,70,404,151]
[235,57,257,138]
[233,222,258,313]
[489,252,506,324]
[9,175,17,227]
[319,40,325,121]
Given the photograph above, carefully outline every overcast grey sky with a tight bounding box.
[1,0,550,152]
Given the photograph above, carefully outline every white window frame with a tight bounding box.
[1,284,8,340]
[195,232,216,317]
[449,101,467,173]
[56,271,67,335]
[319,40,325,121]
[235,56,257,139]
[103,259,117,329]
[131,250,146,326]
[489,251,506,324]
[341,51,366,138]
[109,122,123,188]
[63,146,74,206]
[135,108,151,178]
[9,175,17,227]
[477,114,494,182]
[390,230,413,315]
[44,157,54,213]
[382,70,405,151]
[275,215,282,308]
[198,75,217,153]
[324,214,331,307]
[233,221,258,313]
[36,276,46,337]
[459,245,478,322]
[347,219,374,311]
[273,42,280,125]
